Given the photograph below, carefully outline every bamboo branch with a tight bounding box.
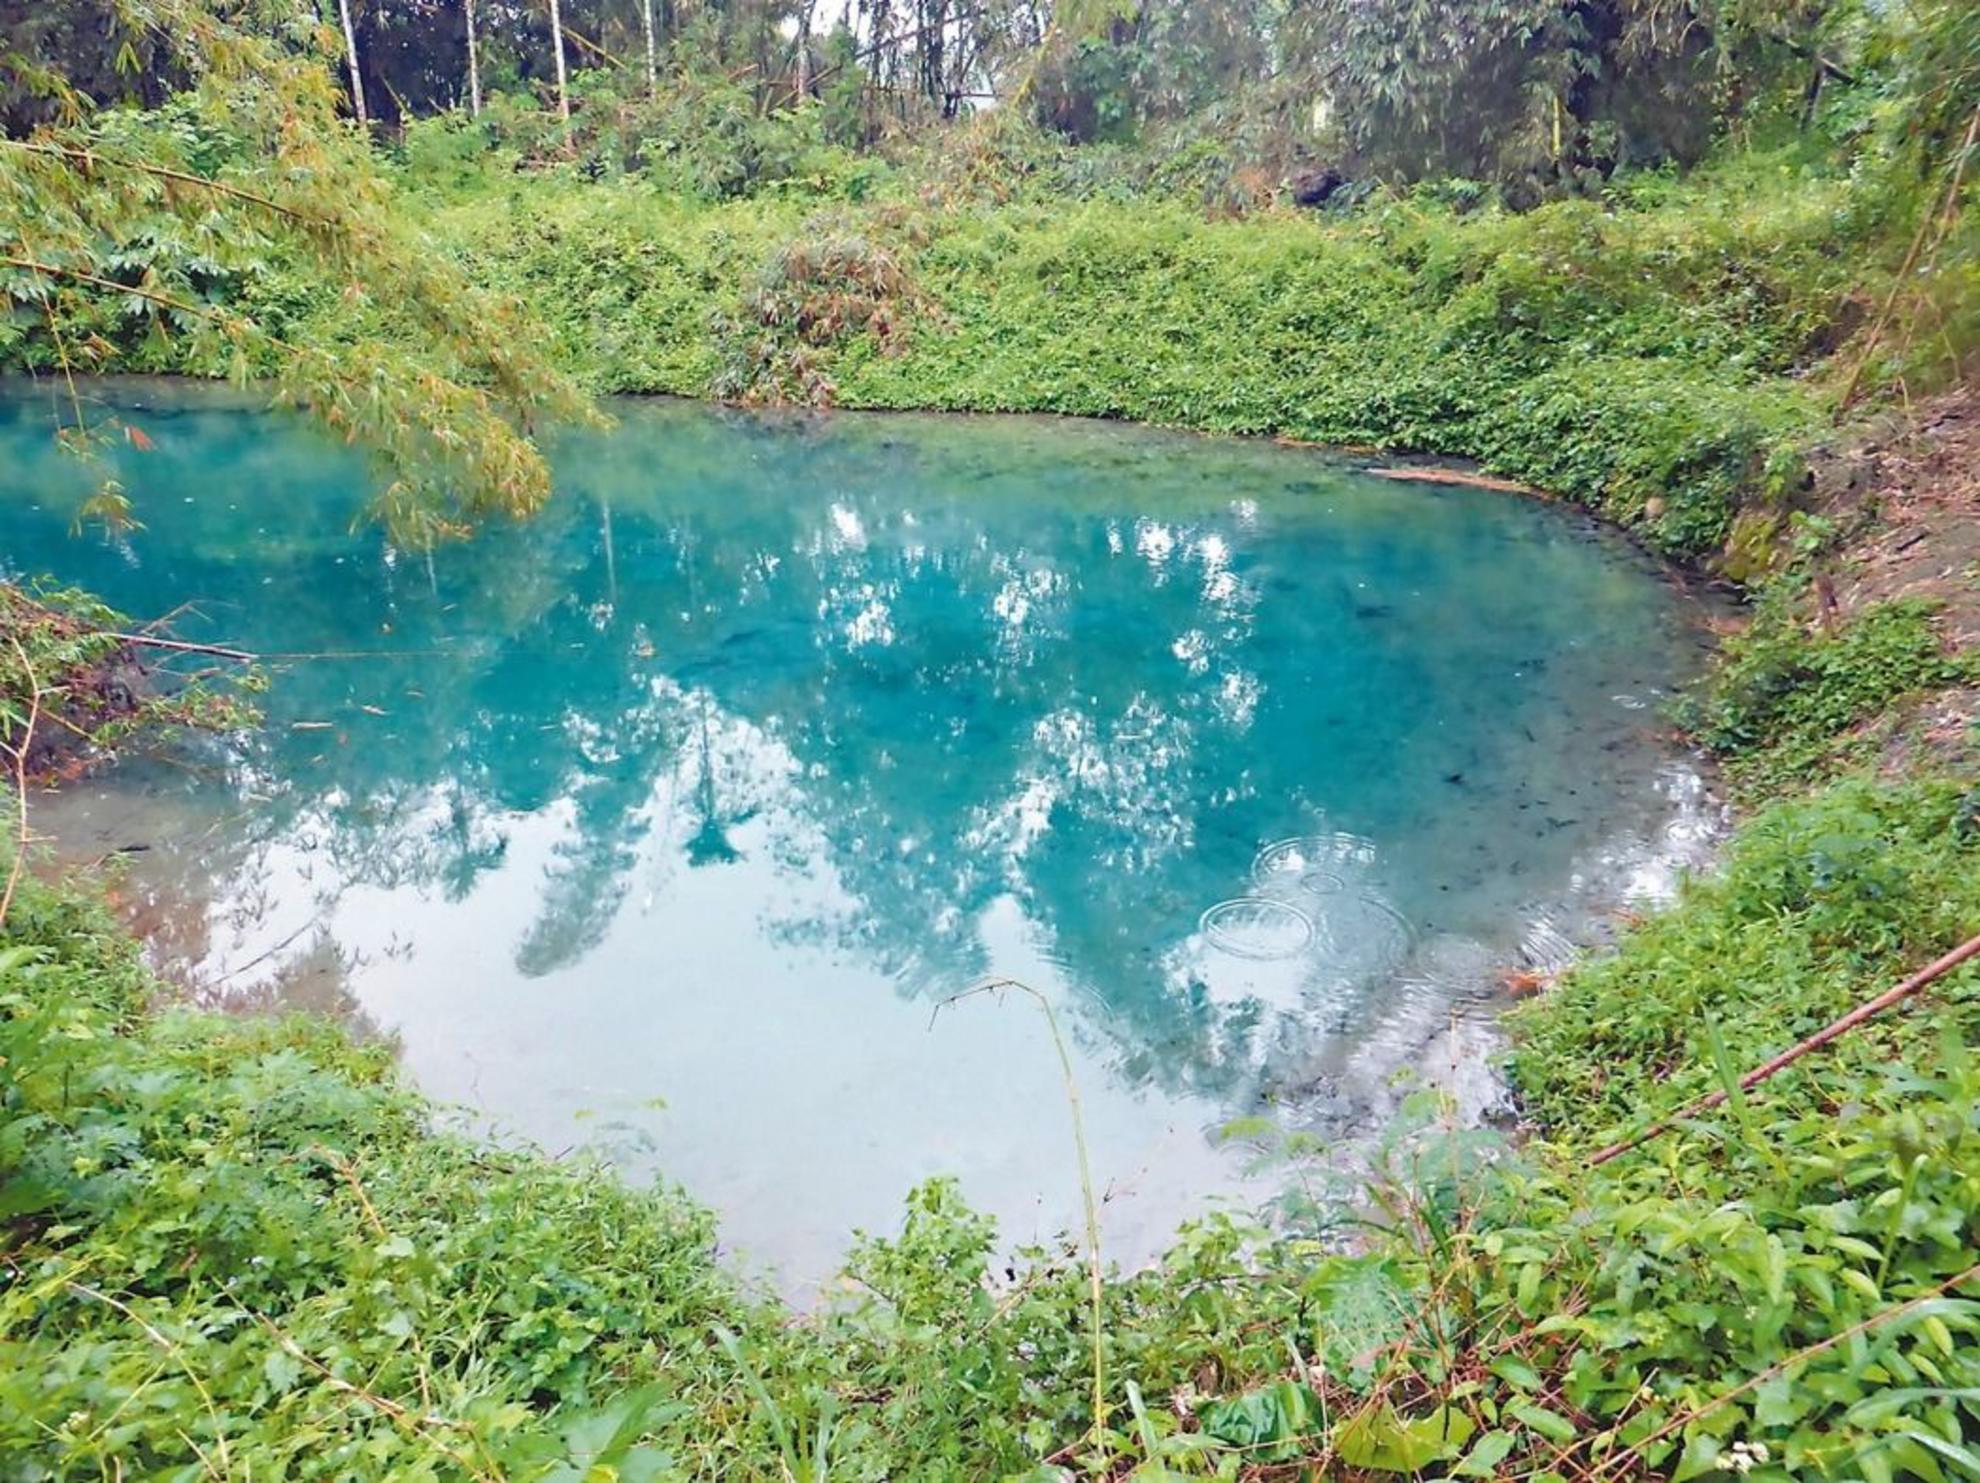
[0,635,42,930]
[2,256,252,331]
[1586,931,1980,1167]
[1,139,325,225]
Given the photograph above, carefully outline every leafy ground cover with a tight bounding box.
[5,18,1979,1473]
[408,152,1871,563]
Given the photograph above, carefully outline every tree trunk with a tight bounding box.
[336,0,369,126]
[464,0,483,116]
[640,0,659,98]
[547,0,571,121]
[795,0,813,101]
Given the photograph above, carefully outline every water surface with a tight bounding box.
[0,384,1717,1289]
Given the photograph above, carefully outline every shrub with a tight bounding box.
[1684,594,1971,792]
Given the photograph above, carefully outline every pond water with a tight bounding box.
[1,383,1720,1292]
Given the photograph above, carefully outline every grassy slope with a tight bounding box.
[418,155,1869,561]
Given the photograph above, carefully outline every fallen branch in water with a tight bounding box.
[111,631,257,662]
[1364,465,1544,496]
[1586,930,1980,1167]
[3,584,260,782]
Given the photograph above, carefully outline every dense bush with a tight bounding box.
[710,218,933,404]
[408,154,1883,559]
[1684,594,1973,792]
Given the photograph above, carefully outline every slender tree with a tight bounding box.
[547,0,571,119]
[465,0,482,115]
[640,0,659,96]
[795,0,815,98]
[335,0,368,124]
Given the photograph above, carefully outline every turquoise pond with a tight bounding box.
[1,383,1721,1290]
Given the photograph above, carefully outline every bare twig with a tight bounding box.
[934,976,1109,1454]
[206,918,319,987]
[64,1281,235,1478]
[111,631,257,663]
[1,634,43,930]
[1586,931,1980,1167]
[309,1145,391,1239]
[236,1307,500,1480]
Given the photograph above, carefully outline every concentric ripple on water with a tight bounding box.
[1199,897,1317,959]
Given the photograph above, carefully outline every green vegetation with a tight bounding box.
[5,0,1980,1476]
[403,160,1851,557]
[1684,594,1975,793]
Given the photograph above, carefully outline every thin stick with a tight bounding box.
[64,1282,235,1478]
[934,976,1108,1454]
[1,634,43,929]
[309,1145,390,1239]
[1586,931,1980,1167]
[110,631,257,663]
[234,1306,496,1479]
[1592,1260,1980,1479]
[207,918,319,986]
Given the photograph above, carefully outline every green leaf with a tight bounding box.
[1490,1356,1543,1393]
[1453,1430,1518,1478]
[1508,1403,1576,1446]
[1672,1434,1722,1482]
[1334,1405,1476,1473]
[1904,1431,1980,1480]
[1201,1381,1319,1463]
[263,1348,302,1394]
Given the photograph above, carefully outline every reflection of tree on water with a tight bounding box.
[1,396,1699,1108]
[685,689,746,868]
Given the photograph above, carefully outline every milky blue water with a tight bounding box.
[0,382,1716,1289]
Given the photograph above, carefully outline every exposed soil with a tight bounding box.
[1825,387,1980,647]
[1808,384,1980,770]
